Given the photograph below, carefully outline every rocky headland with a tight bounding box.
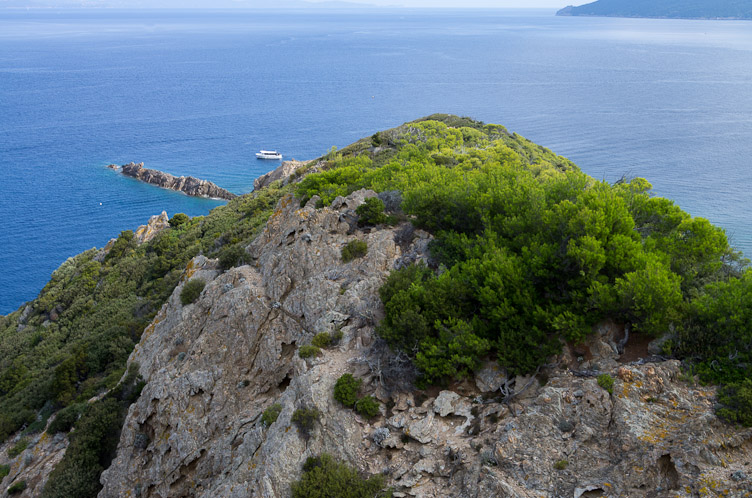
[2,117,751,498]
[111,162,237,200]
[556,0,752,20]
[95,186,752,498]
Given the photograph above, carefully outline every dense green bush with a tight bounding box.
[675,270,752,384]
[356,197,388,226]
[7,481,26,494]
[299,345,321,359]
[0,464,9,480]
[292,407,320,440]
[354,396,380,418]
[168,213,190,228]
[333,374,362,408]
[341,240,368,263]
[218,244,247,271]
[180,279,205,306]
[597,374,614,395]
[291,454,391,498]
[47,403,86,434]
[295,117,746,386]
[716,379,752,427]
[261,403,282,426]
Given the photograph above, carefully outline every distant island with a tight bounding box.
[557,0,752,20]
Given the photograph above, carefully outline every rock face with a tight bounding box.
[98,190,752,498]
[0,430,69,497]
[134,211,170,244]
[253,160,308,191]
[119,162,237,200]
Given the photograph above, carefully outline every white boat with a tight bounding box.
[256,150,282,160]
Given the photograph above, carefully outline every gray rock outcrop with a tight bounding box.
[97,190,752,498]
[253,160,309,191]
[119,162,236,200]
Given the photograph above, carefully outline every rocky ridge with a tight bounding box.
[253,160,309,191]
[94,187,752,498]
[114,162,237,200]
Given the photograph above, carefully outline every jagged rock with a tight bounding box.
[119,162,236,200]
[253,160,309,191]
[0,430,68,498]
[134,211,170,244]
[475,361,507,393]
[96,191,752,498]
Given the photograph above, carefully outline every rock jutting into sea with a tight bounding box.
[113,162,237,200]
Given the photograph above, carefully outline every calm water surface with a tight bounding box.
[1,9,751,313]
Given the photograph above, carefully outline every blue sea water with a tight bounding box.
[1,9,752,314]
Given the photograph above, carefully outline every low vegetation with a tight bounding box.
[291,453,391,498]
[7,481,26,494]
[597,374,614,395]
[333,374,362,407]
[180,279,206,305]
[261,403,283,427]
[356,197,388,226]
[354,396,380,418]
[341,240,368,263]
[298,345,321,359]
[333,374,381,418]
[292,407,320,440]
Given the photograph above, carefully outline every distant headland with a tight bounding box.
[109,162,237,200]
[557,0,752,20]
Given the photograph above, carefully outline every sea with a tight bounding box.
[1,8,752,314]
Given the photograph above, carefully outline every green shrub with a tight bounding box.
[0,464,10,480]
[168,213,190,228]
[7,481,26,494]
[47,403,86,434]
[218,244,247,271]
[312,330,343,349]
[356,197,387,226]
[341,240,368,263]
[597,374,614,395]
[354,396,380,418]
[291,453,390,498]
[553,459,568,470]
[261,403,282,427]
[180,279,205,305]
[716,379,752,427]
[8,437,28,458]
[333,374,362,408]
[291,407,320,440]
[299,345,321,359]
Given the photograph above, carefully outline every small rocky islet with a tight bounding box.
[109,162,237,200]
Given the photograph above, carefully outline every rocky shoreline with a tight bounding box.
[109,162,237,200]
